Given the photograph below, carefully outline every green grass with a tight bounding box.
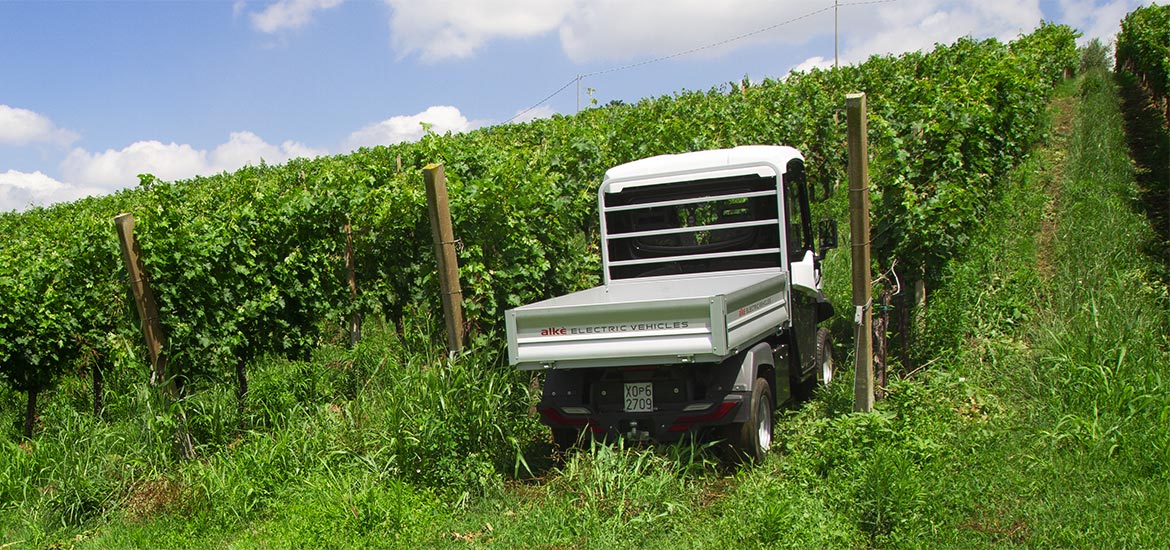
[895,62,1170,546]
[0,311,544,547]
[1005,64,1170,545]
[4,60,1170,548]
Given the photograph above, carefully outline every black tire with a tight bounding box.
[815,327,834,386]
[727,377,774,463]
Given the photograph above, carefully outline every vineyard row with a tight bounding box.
[0,24,1079,440]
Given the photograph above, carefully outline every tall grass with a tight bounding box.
[916,60,1170,547]
[1030,63,1170,477]
[0,308,543,546]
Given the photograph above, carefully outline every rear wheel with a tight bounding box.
[815,327,834,385]
[727,377,773,463]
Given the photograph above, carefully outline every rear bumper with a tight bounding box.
[538,392,748,443]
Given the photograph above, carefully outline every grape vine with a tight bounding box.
[1116,4,1170,122]
[0,24,1079,438]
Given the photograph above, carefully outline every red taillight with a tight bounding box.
[668,401,739,432]
[539,407,606,434]
[538,407,587,426]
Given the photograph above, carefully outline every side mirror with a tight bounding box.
[817,219,838,256]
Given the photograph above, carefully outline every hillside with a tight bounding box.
[3,20,1170,548]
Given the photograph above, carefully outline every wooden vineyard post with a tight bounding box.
[873,288,892,400]
[23,388,37,438]
[424,164,465,355]
[345,222,362,348]
[914,269,927,337]
[115,214,166,384]
[114,213,195,458]
[93,363,104,418]
[847,93,875,413]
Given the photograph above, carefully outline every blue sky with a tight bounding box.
[0,0,1150,212]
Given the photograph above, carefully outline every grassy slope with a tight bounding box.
[428,65,1170,548]
[6,65,1169,548]
[991,66,1170,546]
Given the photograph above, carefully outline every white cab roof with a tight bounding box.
[603,145,802,187]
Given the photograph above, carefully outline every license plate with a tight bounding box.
[624,382,653,413]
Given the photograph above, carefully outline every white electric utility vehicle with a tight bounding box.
[505,145,838,460]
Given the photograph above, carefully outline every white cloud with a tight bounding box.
[250,0,344,33]
[383,0,1103,67]
[809,0,1048,66]
[0,170,104,212]
[1058,0,1145,45]
[385,0,574,61]
[0,169,65,194]
[344,105,476,150]
[59,132,326,191]
[3,104,466,211]
[61,141,208,190]
[511,105,557,124]
[791,56,833,74]
[0,105,79,146]
[211,131,325,171]
[384,0,832,63]
[829,0,1045,66]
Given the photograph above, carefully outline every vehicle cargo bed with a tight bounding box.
[506,268,789,370]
